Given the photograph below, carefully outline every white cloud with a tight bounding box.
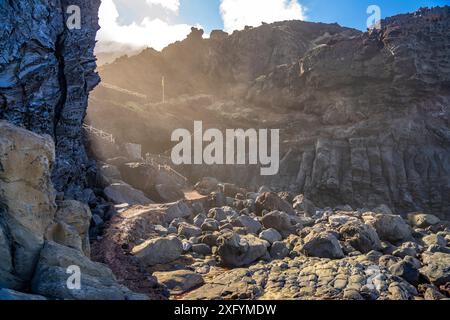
[220,0,306,33]
[146,0,180,13]
[97,0,197,51]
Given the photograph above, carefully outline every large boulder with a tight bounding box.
[153,270,204,295]
[292,194,316,216]
[195,177,219,195]
[261,211,296,237]
[338,221,382,254]
[0,289,46,301]
[131,236,183,266]
[222,183,245,198]
[96,163,121,188]
[155,183,185,203]
[119,163,184,202]
[419,252,450,286]
[300,232,344,259]
[31,241,145,300]
[270,241,290,260]
[104,182,154,205]
[178,223,202,238]
[236,215,263,234]
[217,232,268,267]
[407,213,441,228]
[118,163,155,194]
[389,261,420,286]
[48,200,92,256]
[364,214,413,244]
[163,201,193,223]
[0,122,56,288]
[259,228,282,244]
[255,192,295,215]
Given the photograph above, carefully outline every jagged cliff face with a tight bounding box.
[248,7,450,217]
[98,21,359,101]
[90,7,450,218]
[0,2,152,299]
[0,0,101,200]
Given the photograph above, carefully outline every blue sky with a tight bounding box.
[177,0,449,32]
[97,0,449,51]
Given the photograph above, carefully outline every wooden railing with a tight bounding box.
[82,124,115,143]
[145,153,188,184]
[83,123,188,184]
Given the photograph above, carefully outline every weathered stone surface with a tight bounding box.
[236,215,262,234]
[104,182,153,205]
[154,270,204,295]
[338,221,382,254]
[192,243,212,256]
[270,241,289,260]
[420,252,450,286]
[201,219,220,232]
[261,211,296,237]
[364,214,413,244]
[256,192,295,215]
[183,254,420,300]
[408,213,441,228]
[119,162,184,202]
[132,236,183,266]
[259,228,282,244]
[118,163,157,195]
[422,234,447,247]
[217,233,268,267]
[293,195,316,216]
[178,223,202,239]
[195,177,219,195]
[31,241,140,300]
[155,183,185,203]
[52,200,92,256]
[163,201,193,223]
[0,0,101,199]
[389,261,420,286]
[0,223,21,289]
[0,122,56,288]
[0,289,46,301]
[301,232,344,259]
[97,163,121,188]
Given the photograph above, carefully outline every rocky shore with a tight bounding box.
[93,174,450,300]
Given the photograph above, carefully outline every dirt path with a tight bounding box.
[184,189,207,201]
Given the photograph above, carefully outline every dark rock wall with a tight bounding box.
[91,7,450,217]
[255,7,450,217]
[0,0,101,199]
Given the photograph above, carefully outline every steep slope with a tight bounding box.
[89,7,450,217]
[97,22,359,101]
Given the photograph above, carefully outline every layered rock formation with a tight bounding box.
[0,1,150,300]
[0,0,101,200]
[0,121,147,299]
[89,7,450,217]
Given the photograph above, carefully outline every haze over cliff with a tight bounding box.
[89,7,450,218]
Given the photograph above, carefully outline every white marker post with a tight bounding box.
[162,76,165,103]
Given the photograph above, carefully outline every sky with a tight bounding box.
[97,0,449,51]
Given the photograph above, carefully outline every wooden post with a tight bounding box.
[162,76,165,103]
